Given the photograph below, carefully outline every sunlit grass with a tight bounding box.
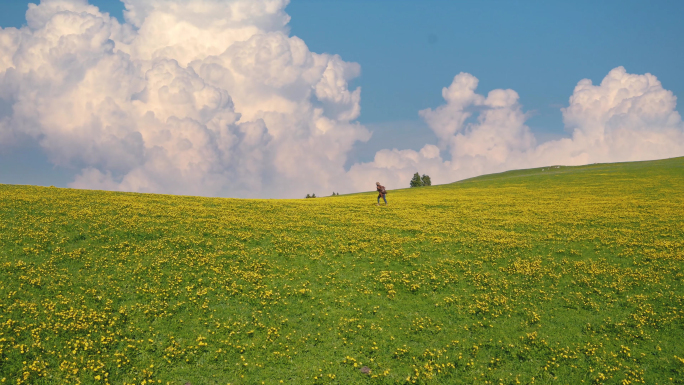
[1,157,683,384]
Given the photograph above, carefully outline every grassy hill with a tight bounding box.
[1,157,683,384]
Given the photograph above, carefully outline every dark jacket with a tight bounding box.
[377,185,387,196]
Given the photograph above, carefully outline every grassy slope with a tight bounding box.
[0,157,683,384]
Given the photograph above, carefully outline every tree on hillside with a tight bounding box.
[410,172,432,187]
[306,194,311,198]
[410,172,423,187]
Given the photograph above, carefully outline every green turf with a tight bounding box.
[0,157,683,384]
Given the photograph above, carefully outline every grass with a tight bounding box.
[0,157,683,384]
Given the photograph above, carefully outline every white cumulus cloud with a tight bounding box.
[0,0,368,198]
[349,66,684,191]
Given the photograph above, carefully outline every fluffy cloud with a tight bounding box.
[1,1,682,197]
[0,0,367,198]
[349,67,684,190]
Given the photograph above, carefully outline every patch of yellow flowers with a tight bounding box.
[0,158,683,384]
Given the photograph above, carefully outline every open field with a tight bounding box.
[1,157,683,384]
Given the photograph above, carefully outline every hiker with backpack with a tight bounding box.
[376,182,387,206]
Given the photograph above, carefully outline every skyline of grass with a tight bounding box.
[1,156,682,384]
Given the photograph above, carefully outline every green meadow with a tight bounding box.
[0,157,683,384]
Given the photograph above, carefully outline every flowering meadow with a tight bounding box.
[1,157,683,384]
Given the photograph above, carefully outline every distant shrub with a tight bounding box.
[411,172,432,187]
[410,172,423,187]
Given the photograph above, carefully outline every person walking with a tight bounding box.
[376,182,387,206]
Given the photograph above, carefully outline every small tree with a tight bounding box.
[421,174,432,186]
[312,193,316,198]
[306,194,311,198]
[410,172,423,187]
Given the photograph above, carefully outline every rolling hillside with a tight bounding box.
[1,157,683,384]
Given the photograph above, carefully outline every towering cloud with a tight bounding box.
[1,1,682,197]
[0,0,368,198]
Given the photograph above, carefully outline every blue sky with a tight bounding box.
[287,0,684,161]
[1,0,683,193]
